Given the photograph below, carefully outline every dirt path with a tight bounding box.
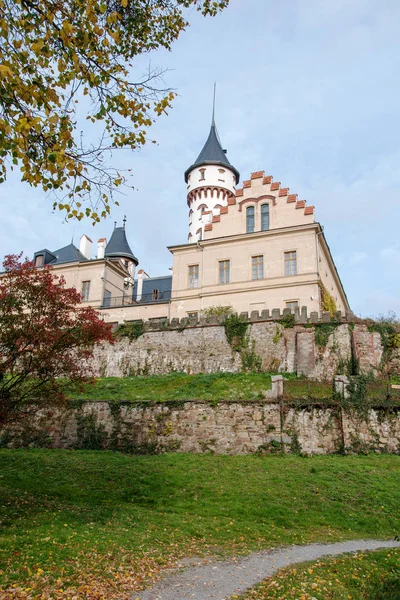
[135,539,400,600]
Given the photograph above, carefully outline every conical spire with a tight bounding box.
[184,88,239,183]
[105,221,138,265]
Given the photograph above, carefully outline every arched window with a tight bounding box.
[261,203,270,231]
[246,206,255,233]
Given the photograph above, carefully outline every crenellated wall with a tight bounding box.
[90,315,398,380]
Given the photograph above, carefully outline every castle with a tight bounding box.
[32,116,350,325]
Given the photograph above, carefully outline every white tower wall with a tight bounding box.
[186,165,237,242]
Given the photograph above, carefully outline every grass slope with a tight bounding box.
[0,451,399,598]
[238,548,400,599]
[72,372,276,402]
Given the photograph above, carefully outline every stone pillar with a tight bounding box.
[296,331,315,377]
[334,375,350,399]
[271,375,284,399]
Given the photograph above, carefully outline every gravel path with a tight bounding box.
[135,539,400,600]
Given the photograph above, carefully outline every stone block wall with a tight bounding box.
[5,400,399,456]
[89,321,387,381]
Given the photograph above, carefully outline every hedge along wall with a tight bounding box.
[90,322,399,381]
[3,400,399,456]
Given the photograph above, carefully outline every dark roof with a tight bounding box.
[33,249,56,265]
[105,226,138,265]
[133,275,172,302]
[185,122,240,184]
[34,244,87,265]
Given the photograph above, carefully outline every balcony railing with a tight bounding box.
[102,292,170,309]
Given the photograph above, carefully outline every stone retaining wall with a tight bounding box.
[90,322,397,381]
[5,399,399,456]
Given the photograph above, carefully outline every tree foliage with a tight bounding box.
[0,254,113,426]
[0,0,229,222]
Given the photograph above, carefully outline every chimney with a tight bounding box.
[79,234,92,260]
[97,237,107,259]
[136,269,149,302]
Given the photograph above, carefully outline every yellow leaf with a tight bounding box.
[121,0,128,6]
[62,21,73,34]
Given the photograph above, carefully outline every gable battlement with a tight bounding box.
[203,169,314,239]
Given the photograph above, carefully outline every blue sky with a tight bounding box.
[1,0,399,317]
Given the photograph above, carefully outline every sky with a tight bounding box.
[1,0,399,317]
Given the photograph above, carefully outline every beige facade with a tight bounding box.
[79,167,349,324]
[49,258,129,311]
[168,170,349,319]
[24,150,349,324]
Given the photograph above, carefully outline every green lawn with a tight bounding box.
[238,548,400,599]
[71,372,276,402]
[0,451,399,599]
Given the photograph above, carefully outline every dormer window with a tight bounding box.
[199,168,206,181]
[152,289,159,300]
[35,255,44,267]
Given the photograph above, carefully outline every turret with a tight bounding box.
[184,102,239,242]
[104,217,138,278]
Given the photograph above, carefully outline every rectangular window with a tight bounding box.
[187,311,198,319]
[252,255,264,280]
[81,280,90,302]
[219,260,230,284]
[284,251,297,276]
[285,301,299,311]
[246,206,255,233]
[261,204,270,231]
[188,264,199,289]
[103,289,111,308]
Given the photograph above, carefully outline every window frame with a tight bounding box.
[246,205,255,233]
[218,259,230,285]
[251,255,264,280]
[103,289,112,308]
[284,251,297,276]
[81,280,91,302]
[260,203,270,231]
[285,300,299,311]
[188,264,199,289]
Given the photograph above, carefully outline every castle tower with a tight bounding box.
[184,97,240,242]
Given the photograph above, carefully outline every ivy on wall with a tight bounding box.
[114,320,145,342]
[319,282,337,316]
[224,313,262,372]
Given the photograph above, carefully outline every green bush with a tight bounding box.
[224,313,249,351]
[114,320,145,341]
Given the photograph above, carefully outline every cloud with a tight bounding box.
[349,252,368,266]
[380,244,400,261]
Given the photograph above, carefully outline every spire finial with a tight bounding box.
[212,82,216,126]
[123,215,127,229]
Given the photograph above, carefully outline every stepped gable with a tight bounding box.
[203,169,315,235]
